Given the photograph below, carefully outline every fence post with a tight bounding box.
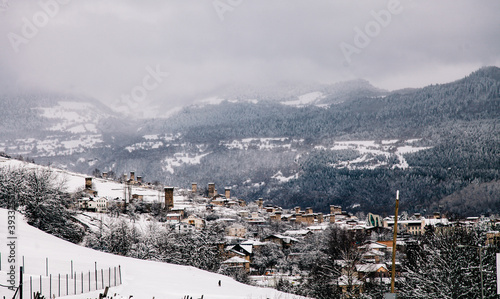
[101,269,104,289]
[40,275,42,295]
[108,267,111,287]
[29,276,32,299]
[81,272,83,294]
[58,273,60,297]
[71,260,73,279]
[95,263,98,291]
[88,271,91,292]
[74,272,76,295]
[119,265,122,285]
[19,266,23,299]
[50,274,52,298]
[114,267,116,286]
[46,257,48,276]
[66,274,68,296]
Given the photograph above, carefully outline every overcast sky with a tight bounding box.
[1,0,499,116]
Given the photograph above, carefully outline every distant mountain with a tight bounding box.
[197,79,387,105]
[1,67,499,216]
[0,93,136,165]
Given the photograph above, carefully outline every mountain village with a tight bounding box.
[74,170,500,296]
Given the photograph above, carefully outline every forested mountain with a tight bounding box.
[1,67,499,216]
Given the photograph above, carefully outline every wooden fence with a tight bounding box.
[22,265,121,299]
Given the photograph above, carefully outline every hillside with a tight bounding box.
[0,208,303,299]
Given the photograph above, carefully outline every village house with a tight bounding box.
[283,229,313,238]
[221,256,250,273]
[264,205,277,213]
[226,223,247,238]
[337,275,364,296]
[383,215,451,236]
[240,239,267,255]
[78,197,90,210]
[246,213,267,225]
[166,213,182,223]
[264,234,299,248]
[307,225,328,232]
[238,210,250,218]
[355,263,390,281]
[223,246,248,261]
[486,231,500,246]
[358,241,388,252]
[173,222,196,234]
[93,197,108,213]
[361,249,386,263]
[211,196,244,208]
[383,218,425,235]
[181,215,205,230]
[211,197,228,207]
[224,243,252,262]
[78,197,108,213]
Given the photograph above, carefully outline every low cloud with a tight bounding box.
[0,0,498,116]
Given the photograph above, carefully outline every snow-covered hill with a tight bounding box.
[0,157,161,201]
[0,208,304,299]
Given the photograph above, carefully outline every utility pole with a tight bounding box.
[390,190,400,296]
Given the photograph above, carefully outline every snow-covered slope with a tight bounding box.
[280,92,325,107]
[314,139,431,170]
[0,208,304,299]
[0,157,160,201]
[37,101,109,134]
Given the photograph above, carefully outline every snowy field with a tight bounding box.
[0,208,305,299]
[221,138,303,151]
[280,92,325,107]
[315,139,431,170]
[163,153,211,174]
[0,134,104,157]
